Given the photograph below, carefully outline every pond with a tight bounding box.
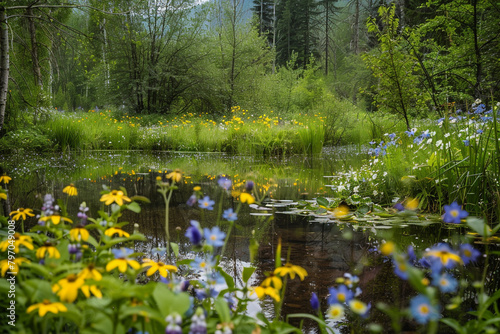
[1,149,497,333]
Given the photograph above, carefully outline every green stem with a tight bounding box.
[275,277,287,321]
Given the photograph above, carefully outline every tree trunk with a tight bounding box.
[27,7,43,88]
[0,7,9,133]
[353,0,359,54]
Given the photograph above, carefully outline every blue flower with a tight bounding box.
[424,243,462,270]
[387,133,396,140]
[203,226,226,247]
[186,194,197,207]
[463,139,470,146]
[245,180,254,192]
[477,129,484,134]
[192,256,214,271]
[198,196,215,210]
[394,203,404,211]
[310,292,320,311]
[369,140,376,145]
[327,285,354,305]
[442,201,468,224]
[432,272,458,293]
[185,220,202,245]
[218,177,232,190]
[111,247,134,259]
[405,130,415,137]
[393,259,411,280]
[410,295,440,324]
[222,208,238,221]
[459,244,481,265]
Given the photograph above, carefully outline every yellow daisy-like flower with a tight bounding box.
[0,174,12,184]
[239,192,255,204]
[0,192,6,200]
[380,241,395,256]
[70,226,89,241]
[36,242,61,259]
[105,227,130,238]
[39,214,73,225]
[10,208,35,221]
[252,286,281,302]
[81,285,102,299]
[100,190,131,206]
[166,169,182,183]
[79,264,102,281]
[142,259,178,277]
[0,257,29,276]
[63,184,78,196]
[261,273,283,290]
[52,274,85,303]
[327,303,345,320]
[348,299,369,315]
[27,300,67,317]
[0,233,34,253]
[106,256,141,273]
[274,263,308,281]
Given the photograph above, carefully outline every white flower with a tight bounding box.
[337,185,345,192]
[353,186,359,193]
[373,190,378,196]
[372,173,377,180]
[383,172,388,177]
[444,133,450,138]
[426,138,433,145]
[475,98,482,105]
[436,140,443,148]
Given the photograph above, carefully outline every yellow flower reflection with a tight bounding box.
[52,274,85,303]
[142,259,178,277]
[63,184,78,196]
[27,300,67,317]
[100,190,131,206]
[274,263,308,281]
[10,208,35,221]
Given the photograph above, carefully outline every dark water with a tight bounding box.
[1,150,497,333]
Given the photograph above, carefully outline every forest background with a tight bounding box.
[0,0,500,146]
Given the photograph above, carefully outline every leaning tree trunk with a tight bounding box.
[0,7,9,133]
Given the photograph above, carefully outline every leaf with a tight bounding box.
[170,242,179,257]
[440,318,466,334]
[129,195,151,203]
[127,202,141,213]
[243,266,256,284]
[466,217,492,237]
[215,297,231,323]
[153,284,190,317]
[316,197,329,207]
[219,268,235,290]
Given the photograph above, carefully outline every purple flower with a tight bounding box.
[310,292,320,311]
[222,208,237,221]
[442,201,468,224]
[198,196,215,210]
[459,244,481,265]
[245,181,254,192]
[218,177,232,190]
[203,226,226,247]
[394,203,404,211]
[185,220,202,245]
[186,194,197,207]
[327,285,353,305]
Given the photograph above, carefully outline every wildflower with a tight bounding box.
[27,300,67,317]
[245,181,254,192]
[222,208,238,221]
[442,201,468,224]
[332,205,349,218]
[410,295,440,324]
[0,233,33,252]
[185,220,203,245]
[36,242,61,259]
[186,194,198,207]
[79,264,102,281]
[0,174,12,184]
[63,184,78,196]
[424,243,462,269]
[274,263,308,280]
[380,241,395,256]
[81,285,102,298]
[106,248,140,273]
[39,214,73,225]
[404,130,415,137]
[405,198,419,211]
[204,226,226,247]
[394,203,404,211]
[198,196,215,210]
[190,307,208,333]
[348,299,370,317]
[218,177,232,190]
[239,192,255,204]
[52,274,85,302]
[459,244,481,265]
[191,256,214,271]
[142,258,177,277]
[0,192,6,200]
[328,285,354,304]
[261,272,283,290]
[100,190,131,206]
[326,303,344,320]
[432,272,458,293]
[0,257,29,276]
[310,292,320,311]
[9,208,35,221]
[193,186,201,192]
[105,227,130,238]
[70,226,89,242]
[252,286,281,302]
[463,139,470,146]
[393,258,411,280]
[166,169,182,183]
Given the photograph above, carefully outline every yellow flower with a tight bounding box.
[100,190,131,206]
[70,226,89,242]
[0,233,34,253]
[193,186,201,192]
[0,174,11,184]
[0,192,6,200]
[348,299,369,315]
[63,184,78,196]
[27,300,67,317]
[81,285,102,298]
[332,205,349,218]
[380,241,395,256]
[252,286,281,302]
[274,263,308,281]
[239,192,255,204]
[52,274,85,303]
[327,304,345,320]
[105,227,130,238]
[106,249,141,273]
[166,169,182,183]
[0,257,29,276]
[261,273,283,290]
[405,198,419,211]
[142,259,178,277]
[36,242,61,259]
[39,214,73,225]
[79,264,102,281]
[10,208,35,221]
